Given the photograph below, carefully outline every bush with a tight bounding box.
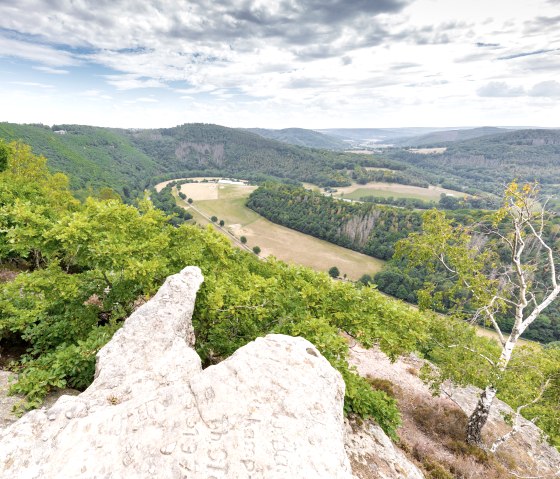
[328,266,340,278]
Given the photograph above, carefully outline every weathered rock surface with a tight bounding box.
[0,266,353,479]
[0,371,79,429]
[345,417,424,479]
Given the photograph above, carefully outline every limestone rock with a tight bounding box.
[0,371,79,429]
[0,266,353,479]
[345,417,425,479]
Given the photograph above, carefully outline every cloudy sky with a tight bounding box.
[0,0,559,129]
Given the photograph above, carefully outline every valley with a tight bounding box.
[156,179,385,280]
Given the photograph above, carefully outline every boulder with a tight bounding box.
[0,266,353,479]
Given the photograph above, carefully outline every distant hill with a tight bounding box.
[317,127,466,144]
[246,127,347,150]
[384,129,560,196]
[392,127,512,146]
[0,123,366,196]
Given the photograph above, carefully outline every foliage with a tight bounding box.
[396,184,560,445]
[328,266,340,278]
[252,246,261,255]
[247,183,422,260]
[0,143,429,438]
[1,143,558,447]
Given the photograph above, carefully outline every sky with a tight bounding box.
[0,0,559,129]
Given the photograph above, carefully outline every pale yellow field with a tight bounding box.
[172,180,385,280]
[408,147,447,154]
[332,181,465,201]
[154,177,225,193]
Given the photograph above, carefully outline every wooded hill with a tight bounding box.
[246,127,348,150]
[247,183,560,344]
[382,129,560,197]
[0,122,375,197]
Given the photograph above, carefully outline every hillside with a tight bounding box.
[0,123,158,196]
[392,127,511,146]
[0,123,369,194]
[247,127,348,150]
[383,129,560,196]
[121,123,354,186]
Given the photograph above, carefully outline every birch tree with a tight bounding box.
[396,182,559,446]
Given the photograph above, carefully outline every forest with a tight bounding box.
[247,183,560,344]
[247,182,423,260]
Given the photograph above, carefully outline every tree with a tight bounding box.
[211,216,218,223]
[219,219,225,227]
[252,246,261,255]
[240,236,247,244]
[188,198,193,204]
[0,141,9,172]
[396,182,560,447]
[328,266,340,278]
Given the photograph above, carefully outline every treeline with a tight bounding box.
[379,129,560,199]
[247,183,422,260]
[150,182,192,225]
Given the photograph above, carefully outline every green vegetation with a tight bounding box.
[328,266,340,278]
[247,127,348,150]
[379,129,560,199]
[247,183,422,260]
[0,142,411,437]
[0,123,159,199]
[175,180,385,280]
[0,142,558,450]
[396,183,560,444]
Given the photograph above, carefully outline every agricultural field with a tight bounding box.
[170,180,385,280]
[326,181,465,202]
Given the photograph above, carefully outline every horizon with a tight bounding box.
[1,1,559,129]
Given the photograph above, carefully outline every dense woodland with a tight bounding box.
[247,183,560,344]
[247,183,423,260]
[0,140,558,454]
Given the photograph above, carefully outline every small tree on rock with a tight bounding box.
[397,182,560,447]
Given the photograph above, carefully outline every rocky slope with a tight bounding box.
[0,266,422,479]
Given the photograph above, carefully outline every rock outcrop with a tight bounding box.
[345,417,424,479]
[0,266,353,478]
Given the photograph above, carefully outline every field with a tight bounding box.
[408,147,447,154]
[329,182,465,202]
[172,180,385,280]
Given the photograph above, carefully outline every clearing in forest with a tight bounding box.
[326,182,465,202]
[173,180,385,280]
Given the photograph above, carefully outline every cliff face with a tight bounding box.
[0,266,423,479]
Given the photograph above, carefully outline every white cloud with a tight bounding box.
[32,66,69,74]
[528,80,560,97]
[0,36,77,67]
[0,0,559,127]
[477,81,525,97]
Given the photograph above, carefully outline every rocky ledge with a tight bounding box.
[0,266,424,479]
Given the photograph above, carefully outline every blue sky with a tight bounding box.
[0,0,559,129]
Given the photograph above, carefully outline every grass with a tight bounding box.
[173,181,385,280]
[332,182,466,202]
